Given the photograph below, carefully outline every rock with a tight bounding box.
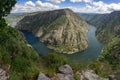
[37,65,110,80]
[58,64,73,75]
[109,75,116,80]
[37,72,51,80]
[51,64,74,80]
[109,71,120,80]
[55,64,74,80]
[115,71,120,80]
[56,73,74,80]
[0,68,9,80]
[81,70,108,80]
[37,65,74,80]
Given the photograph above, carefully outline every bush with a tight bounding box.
[88,61,112,77]
[44,52,68,71]
[99,37,120,70]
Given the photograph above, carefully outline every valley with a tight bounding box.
[15,9,88,54]
[21,24,103,63]
[2,2,120,79]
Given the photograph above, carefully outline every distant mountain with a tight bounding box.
[16,9,88,54]
[80,11,120,43]
[5,13,26,27]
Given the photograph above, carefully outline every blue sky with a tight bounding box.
[12,0,120,13]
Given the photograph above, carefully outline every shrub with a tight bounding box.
[88,61,112,77]
[44,52,68,71]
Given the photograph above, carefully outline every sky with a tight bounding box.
[11,0,120,13]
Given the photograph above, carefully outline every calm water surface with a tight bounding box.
[22,25,103,63]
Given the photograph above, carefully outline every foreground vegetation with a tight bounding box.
[0,19,41,79]
[99,37,120,70]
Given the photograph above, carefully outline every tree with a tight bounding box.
[0,0,16,19]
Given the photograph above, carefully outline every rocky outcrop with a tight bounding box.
[109,71,120,80]
[37,72,50,80]
[81,70,108,80]
[37,65,109,80]
[38,65,74,80]
[16,9,88,54]
[56,64,74,80]
[58,64,73,75]
[0,68,9,80]
[37,64,74,80]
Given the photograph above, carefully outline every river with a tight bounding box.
[21,25,103,63]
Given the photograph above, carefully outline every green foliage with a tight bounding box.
[0,19,41,79]
[9,72,22,80]
[44,52,68,71]
[70,61,87,72]
[74,74,80,80]
[89,61,112,77]
[99,37,120,70]
[0,0,16,19]
[81,11,120,44]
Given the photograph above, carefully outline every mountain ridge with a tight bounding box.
[80,11,120,43]
[16,9,88,54]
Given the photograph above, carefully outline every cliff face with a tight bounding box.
[16,9,88,54]
[96,11,120,43]
[81,11,120,44]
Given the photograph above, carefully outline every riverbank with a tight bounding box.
[21,25,103,63]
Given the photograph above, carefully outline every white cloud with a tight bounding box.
[12,0,120,13]
[25,1,35,7]
[86,4,92,9]
[69,0,120,13]
[70,0,92,3]
[68,1,120,13]
[65,6,95,13]
[12,0,59,13]
[92,1,120,13]
[83,0,92,3]
[47,0,65,4]
[70,0,82,3]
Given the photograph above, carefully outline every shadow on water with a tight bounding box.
[21,30,52,56]
[21,25,103,63]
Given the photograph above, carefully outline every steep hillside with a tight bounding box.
[81,11,120,43]
[5,13,26,26]
[80,13,108,28]
[99,37,120,70]
[0,19,41,79]
[96,11,120,43]
[16,9,88,54]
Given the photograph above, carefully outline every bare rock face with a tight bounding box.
[51,64,74,80]
[0,68,9,80]
[16,9,88,54]
[81,70,108,80]
[37,72,51,80]
[109,71,120,80]
[37,65,110,80]
[58,64,73,75]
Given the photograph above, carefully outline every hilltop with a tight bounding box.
[16,9,88,54]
